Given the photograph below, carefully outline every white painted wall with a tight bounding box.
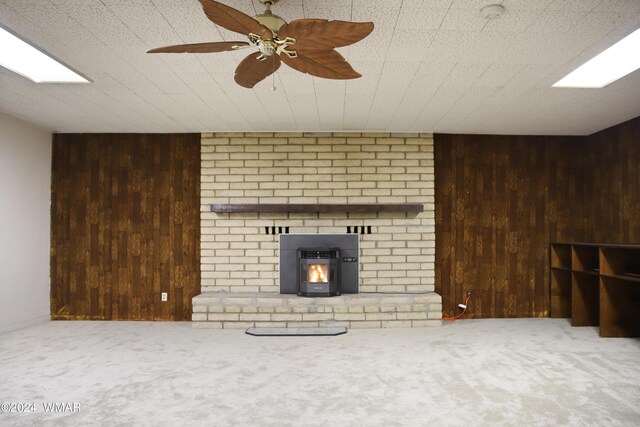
[0,113,51,334]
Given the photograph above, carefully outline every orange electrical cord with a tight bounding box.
[442,293,471,322]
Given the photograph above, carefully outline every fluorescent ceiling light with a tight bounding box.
[0,26,89,83]
[553,28,640,88]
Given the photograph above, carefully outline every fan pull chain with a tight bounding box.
[271,55,277,92]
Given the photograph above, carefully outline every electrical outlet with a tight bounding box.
[161,292,168,302]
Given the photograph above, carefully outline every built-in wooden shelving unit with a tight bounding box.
[550,242,640,337]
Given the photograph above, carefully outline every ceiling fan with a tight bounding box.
[147,0,374,88]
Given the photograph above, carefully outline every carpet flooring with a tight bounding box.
[1,319,639,426]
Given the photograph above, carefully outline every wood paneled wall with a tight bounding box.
[435,115,640,318]
[435,135,576,317]
[583,116,640,243]
[51,133,200,321]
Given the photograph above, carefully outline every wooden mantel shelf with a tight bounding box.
[211,203,424,214]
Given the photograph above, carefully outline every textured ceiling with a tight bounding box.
[1,0,640,135]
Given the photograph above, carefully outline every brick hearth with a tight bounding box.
[195,132,441,328]
[192,292,442,329]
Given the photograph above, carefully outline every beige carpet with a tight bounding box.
[1,319,639,426]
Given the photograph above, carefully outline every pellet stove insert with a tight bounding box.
[297,248,340,297]
[280,234,358,296]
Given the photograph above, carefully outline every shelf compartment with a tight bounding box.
[600,247,640,277]
[571,272,599,327]
[571,245,599,273]
[550,244,571,269]
[600,276,640,337]
[550,268,571,318]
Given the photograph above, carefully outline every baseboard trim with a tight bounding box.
[0,315,50,336]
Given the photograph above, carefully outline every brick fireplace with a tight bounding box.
[193,132,441,329]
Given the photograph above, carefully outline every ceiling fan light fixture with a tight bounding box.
[480,4,505,20]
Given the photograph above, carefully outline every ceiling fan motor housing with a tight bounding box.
[255,11,287,35]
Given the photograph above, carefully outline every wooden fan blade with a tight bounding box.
[280,49,361,80]
[279,19,374,51]
[147,41,249,54]
[198,0,272,40]
[235,52,281,88]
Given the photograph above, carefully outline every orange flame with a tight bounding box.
[309,264,328,283]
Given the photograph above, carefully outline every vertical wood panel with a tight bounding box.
[435,115,640,318]
[586,117,640,244]
[435,133,585,318]
[50,133,200,321]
